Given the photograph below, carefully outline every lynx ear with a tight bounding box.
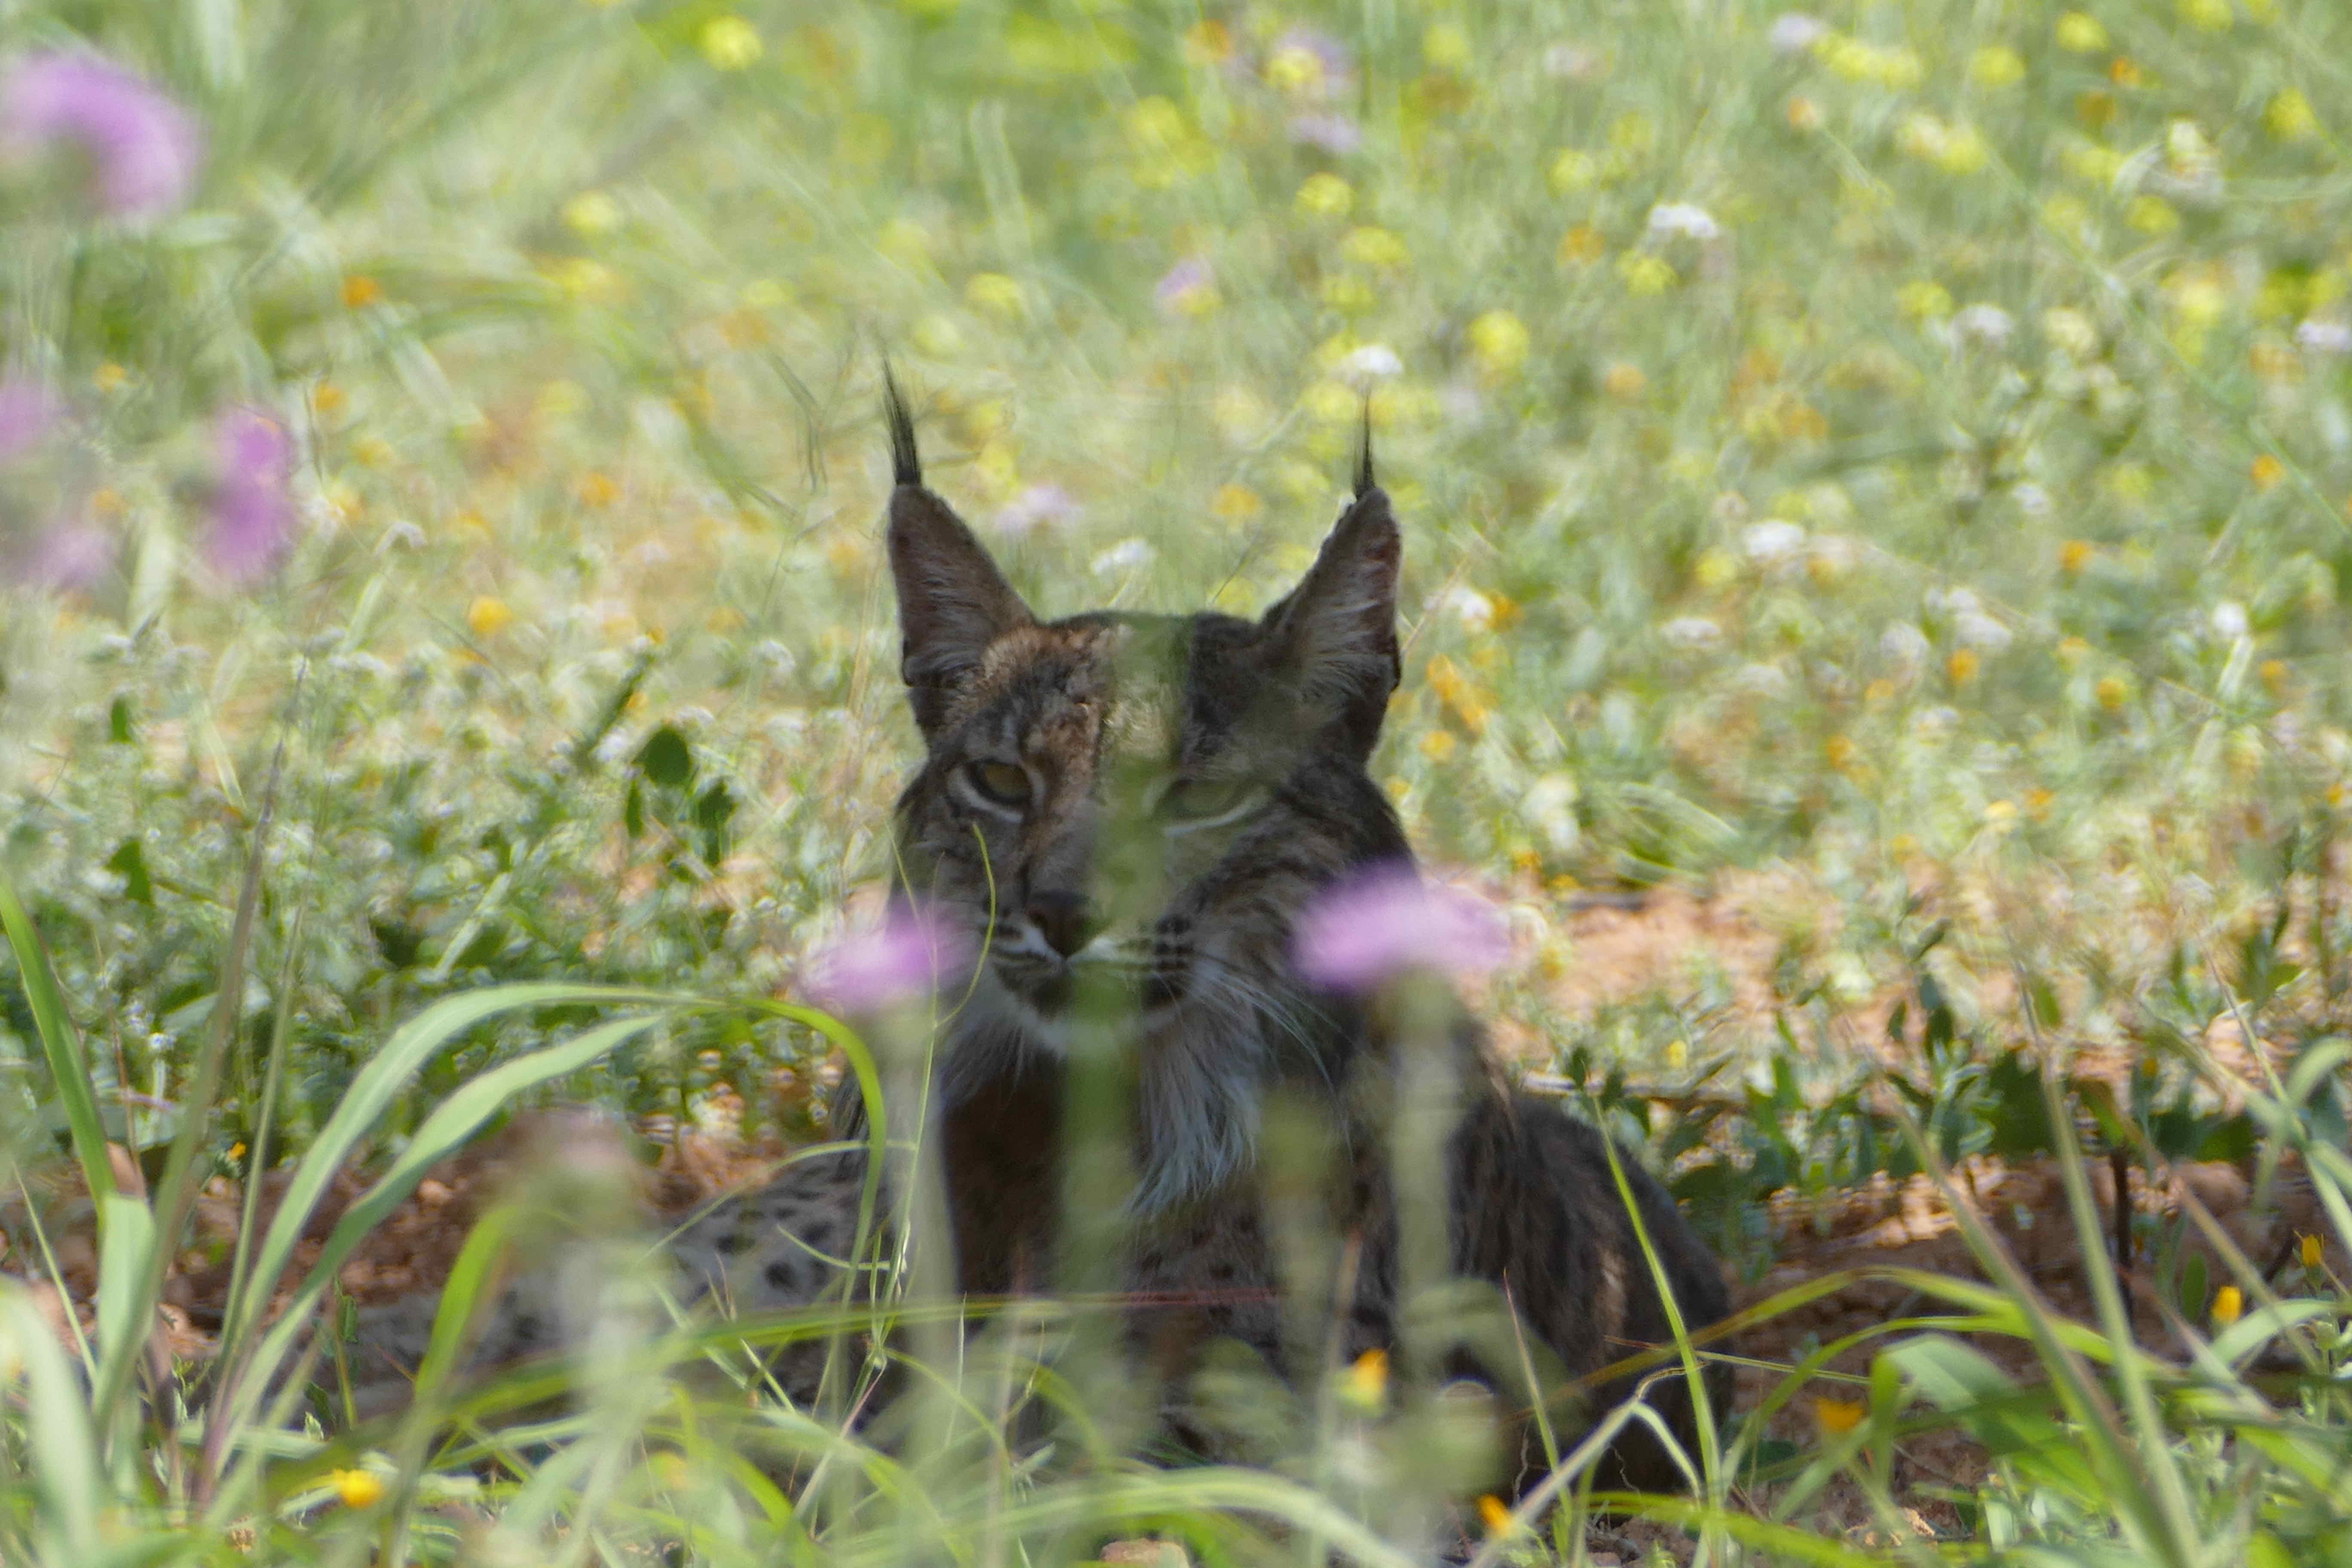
[1258,485,1401,756]
[882,380,1035,736]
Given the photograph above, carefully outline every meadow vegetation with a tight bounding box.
[2,0,2351,1561]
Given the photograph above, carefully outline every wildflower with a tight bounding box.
[965,271,1024,320]
[2055,12,2108,51]
[1288,113,1361,154]
[1969,45,2025,87]
[1824,734,1857,771]
[1541,45,1602,81]
[28,524,110,589]
[2211,1284,2243,1327]
[1445,586,1497,634]
[2211,601,2249,640]
[210,408,293,580]
[2012,483,2052,516]
[1661,616,1723,649]
[0,377,60,462]
[804,903,971,1015]
[1547,148,1599,192]
[2267,89,2318,143]
[992,483,1080,538]
[1617,252,1676,294]
[2125,196,2180,235]
[1268,28,1352,98]
[1419,729,1459,762]
[1476,1495,1516,1538]
[1340,1347,1388,1411]
[1767,13,1828,55]
[0,52,201,218]
[1881,622,1931,668]
[467,595,515,637]
[2060,540,2094,574]
[575,471,619,507]
[1742,519,1807,566]
[2260,658,2288,694]
[1466,310,1529,378]
[2297,319,2352,354]
[1558,224,1605,263]
[1646,201,1719,241]
[2178,0,2231,31]
[2095,674,2132,711]
[1952,304,2015,347]
[2301,1233,2324,1271]
[1341,226,1408,270]
[1292,863,1507,992]
[1155,258,1219,317]
[1947,648,1981,685]
[1813,1396,1866,1436]
[1423,22,1472,70]
[2043,307,2099,357]
[1338,343,1403,384]
[1898,279,1954,322]
[331,1468,385,1509]
[1785,96,1821,132]
[1603,362,1646,401]
[562,190,622,236]
[699,16,763,70]
[1209,483,1262,523]
[1090,537,1154,577]
[1181,20,1233,65]
[1296,172,1353,217]
[2251,454,2285,491]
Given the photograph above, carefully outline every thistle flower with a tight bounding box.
[1,52,200,218]
[210,407,294,580]
[1155,258,1219,317]
[804,904,971,1016]
[1292,864,1507,992]
[0,377,60,462]
[28,522,111,589]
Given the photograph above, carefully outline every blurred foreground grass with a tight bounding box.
[3,0,2352,1562]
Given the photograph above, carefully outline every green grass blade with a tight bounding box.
[0,873,114,1210]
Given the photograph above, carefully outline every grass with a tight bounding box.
[3,0,2352,1561]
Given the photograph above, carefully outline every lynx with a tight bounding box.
[329,384,1730,1495]
[863,380,1730,1490]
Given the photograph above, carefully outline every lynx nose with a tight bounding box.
[1025,890,1096,959]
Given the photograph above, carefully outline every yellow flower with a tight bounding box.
[1296,173,1354,218]
[2025,787,2055,819]
[2127,196,2181,236]
[340,274,382,309]
[1786,95,1821,132]
[1341,226,1409,270]
[1947,648,1980,686]
[2178,0,2232,31]
[2211,1284,2244,1327]
[705,606,747,634]
[1548,149,1599,193]
[1181,20,1233,65]
[2055,11,2109,51]
[1265,43,1325,96]
[1210,482,1263,523]
[1476,1495,1515,1537]
[2302,1233,2324,1271]
[1423,22,1472,70]
[1341,1348,1388,1410]
[1969,46,2026,87]
[1665,1037,1689,1070]
[1824,734,1857,772]
[575,471,619,507]
[1617,252,1677,295]
[1898,279,1954,321]
[1420,729,1460,762]
[1304,380,1358,426]
[2060,540,2093,574]
[1602,362,1647,401]
[1467,309,1530,378]
[2057,636,2090,665]
[2251,454,2285,491]
[92,361,129,393]
[1558,224,1605,264]
[562,190,622,236]
[331,1469,385,1509]
[1983,799,2018,827]
[700,16,763,69]
[2267,89,2319,142]
[227,1142,246,1161]
[2095,674,2132,711]
[965,272,1025,320]
[467,595,516,637]
[2260,658,2288,695]
[1813,1396,1866,1436]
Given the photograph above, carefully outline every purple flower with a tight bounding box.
[992,483,1081,538]
[804,903,971,1015]
[1288,113,1363,155]
[28,521,110,589]
[0,377,60,462]
[210,407,294,580]
[1292,864,1508,993]
[2,52,201,219]
[1155,257,1216,316]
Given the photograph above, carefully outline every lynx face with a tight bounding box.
[883,404,1409,1209]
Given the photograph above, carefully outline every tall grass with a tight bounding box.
[3,0,2352,1561]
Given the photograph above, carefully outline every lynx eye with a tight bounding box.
[963,760,1033,809]
[1157,776,1254,826]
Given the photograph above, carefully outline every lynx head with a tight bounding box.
[882,383,1412,1207]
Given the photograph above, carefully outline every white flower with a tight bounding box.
[1444,585,1497,633]
[1880,621,1931,667]
[1768,12,1828,54]
[1661,616,1723,649]
[2297,318,2352,354]
[1339,343,1404,382]
[1952,304,2015,345]
[1647,202,1721,241]
[1808,533,1861,574]
[1925,585,1982,616]
[1741,519,1807,565]
[1912,704,1960,738]
[2211,600,2248,640]
[1524,773,1581,851]
[994,484,1081,538]
[2011,482,2052,516]
[1954,609,2013,652]
[1090,537,1155,577]
[1733,662,1792,696]
[753,639,796,675]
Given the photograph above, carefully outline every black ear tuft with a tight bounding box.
[882,361,922,487]
[1354,404,1375,499]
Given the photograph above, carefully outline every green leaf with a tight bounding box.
[0,870,114,1209]
[637,723,693,788]
[105,838,153,907]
